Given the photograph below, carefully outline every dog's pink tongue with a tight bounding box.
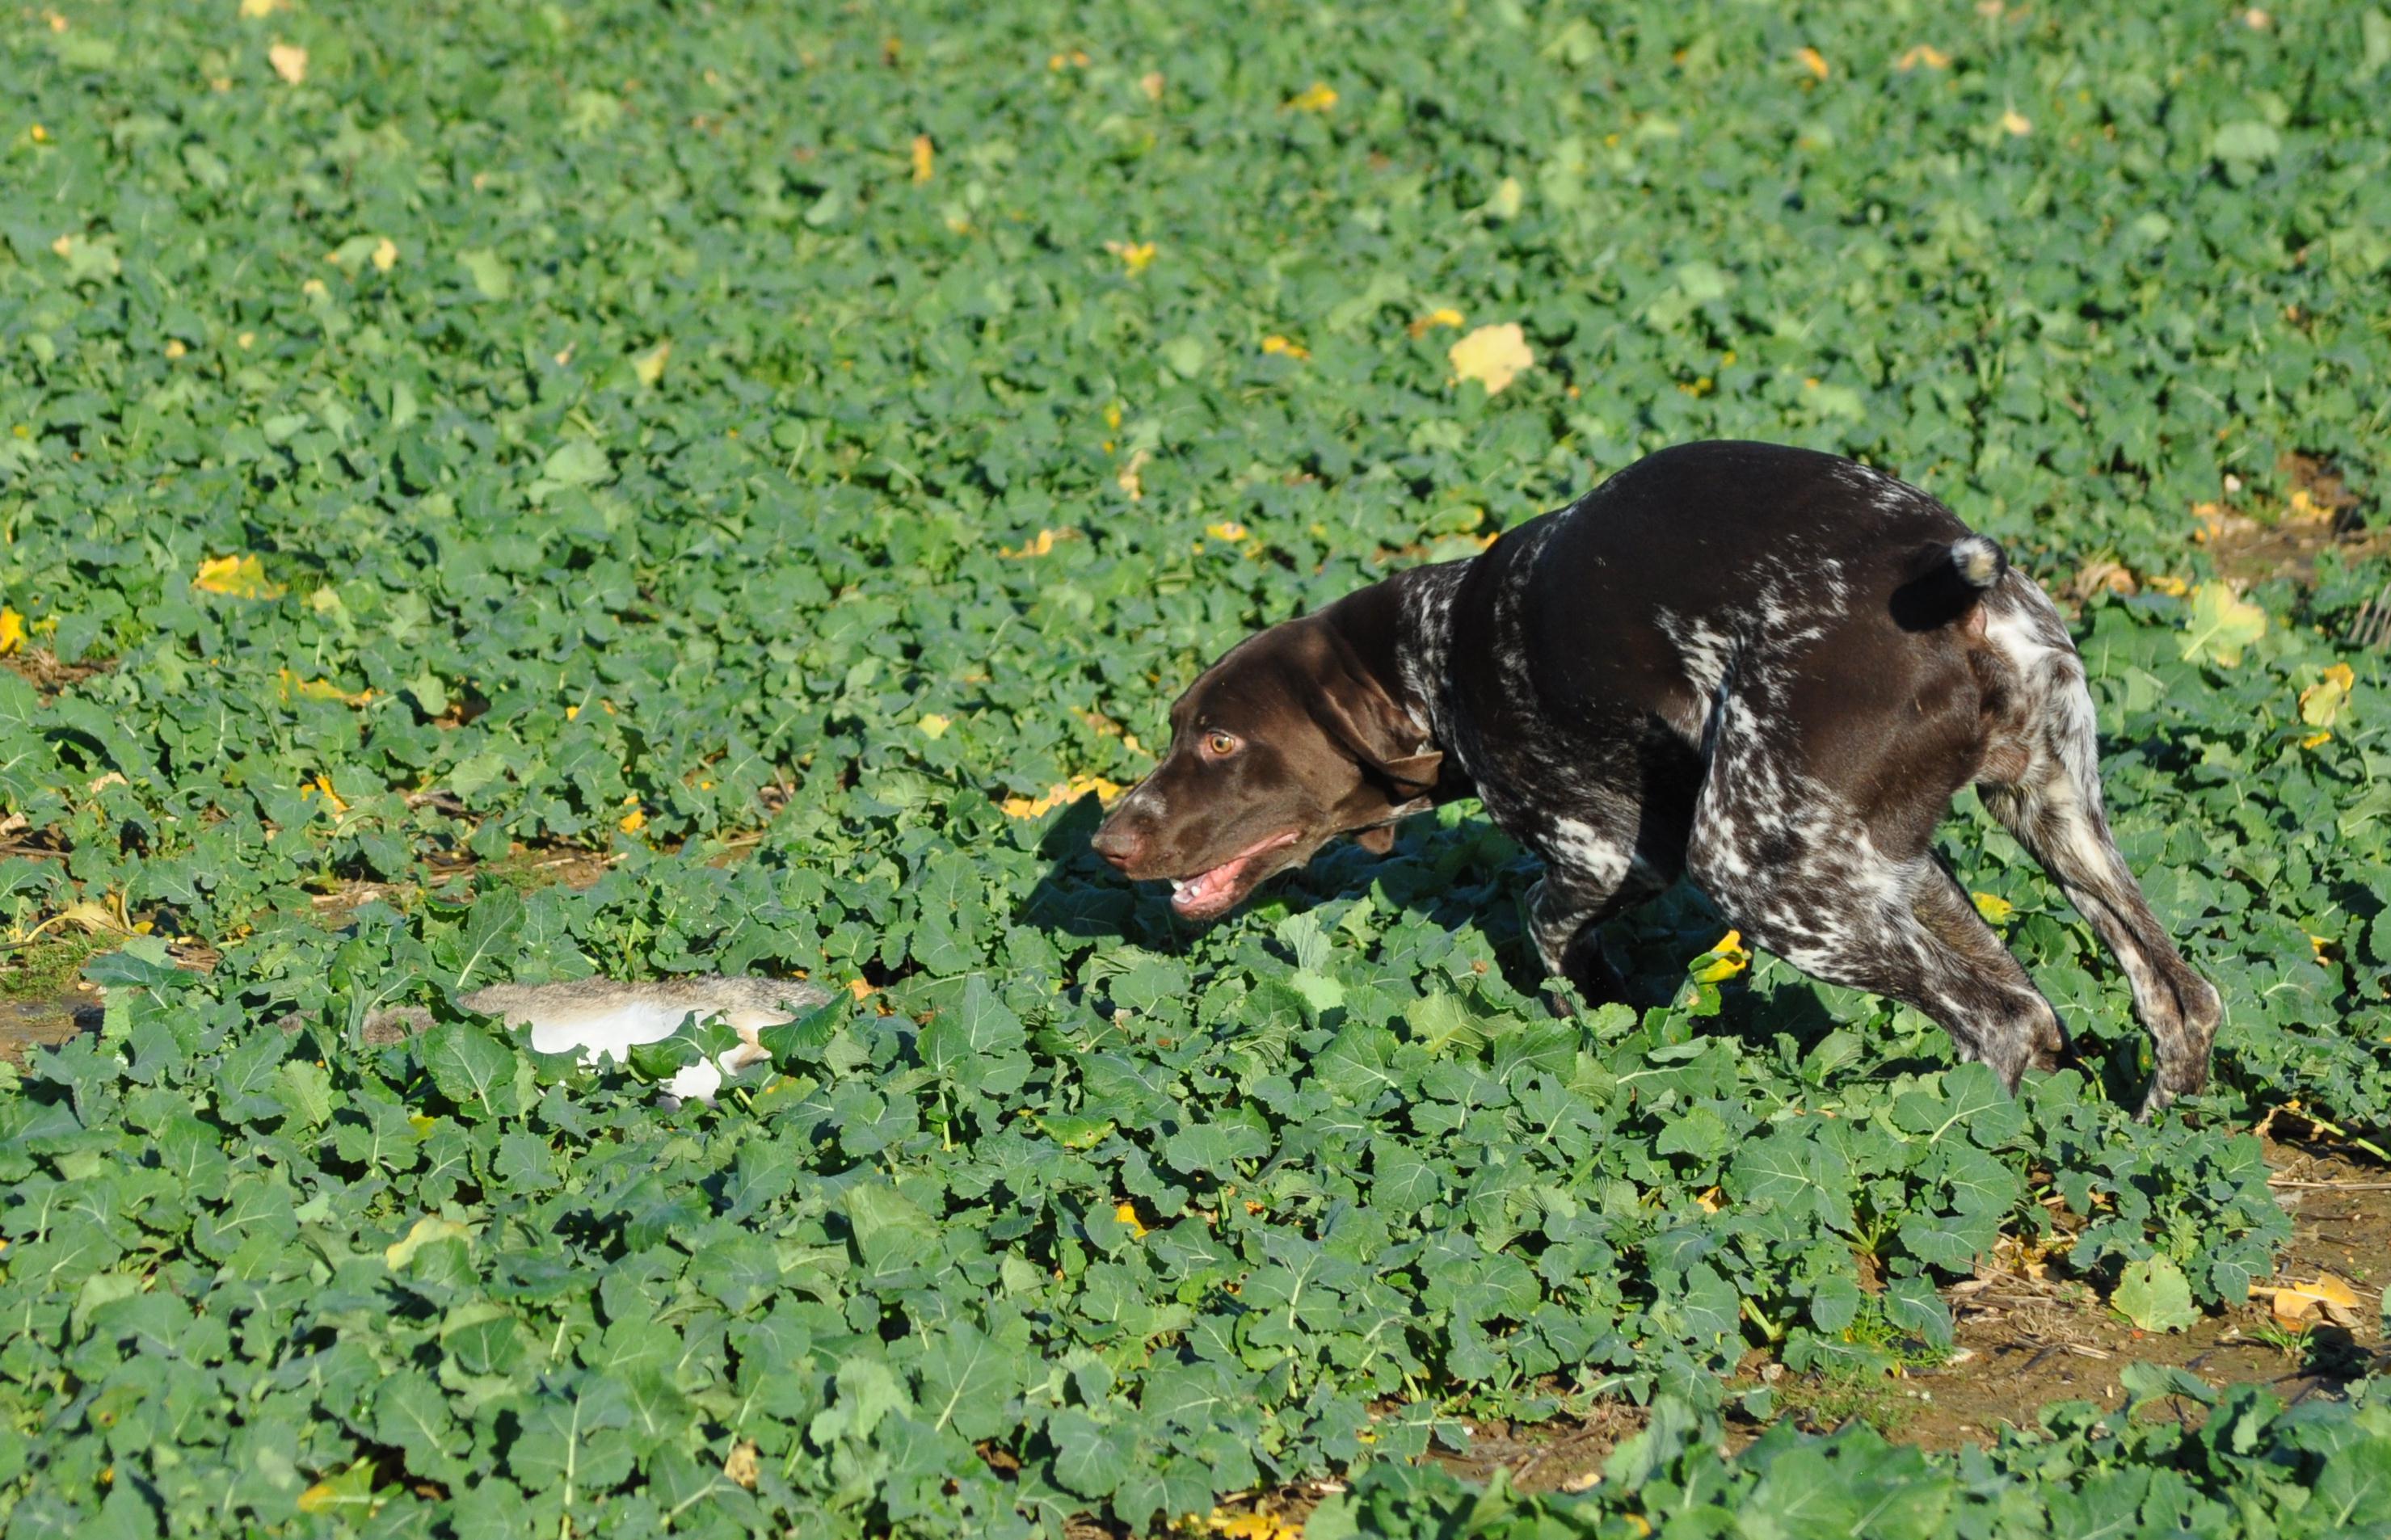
[1169,856,1247,915]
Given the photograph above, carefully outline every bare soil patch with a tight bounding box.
[1893,1136,2387,1446]
[0,647,112,700]
[1207,1134,2389,1530]
[0,994,101,1066]
[2200,452,2385,589]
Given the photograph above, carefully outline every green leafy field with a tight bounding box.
[4,0,2389,1534]
[1315,1380,2391,1540]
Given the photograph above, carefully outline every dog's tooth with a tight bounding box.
[1169,878,1187,893]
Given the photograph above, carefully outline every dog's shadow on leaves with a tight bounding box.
[1017,794,1542,957]
[1017,796,1139,944]
[1019,796,2161,1109]
[1021,796,1718,1015]
[1015,794,2084,1092]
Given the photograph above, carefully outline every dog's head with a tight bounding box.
[1091,610,1442,921]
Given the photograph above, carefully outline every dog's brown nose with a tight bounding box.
[1091,821,1143,870]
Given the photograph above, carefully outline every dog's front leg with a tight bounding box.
[1526,834,1661,1015]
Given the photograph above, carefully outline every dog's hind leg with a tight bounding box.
[1685,679,2065,1092]
[1691,835,2067,1092]
[1974,582,2221,1117]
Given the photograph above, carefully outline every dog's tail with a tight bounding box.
[1947,535,2006,591]
[1891,535,2007,632]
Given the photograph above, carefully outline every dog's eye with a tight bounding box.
[1203,730,1240,758]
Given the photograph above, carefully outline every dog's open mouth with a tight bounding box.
[1167,831,1300,920]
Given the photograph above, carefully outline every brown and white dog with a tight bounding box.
[1092,441,2218,1114]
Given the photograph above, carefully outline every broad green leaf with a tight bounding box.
[2178,583,2267,667]
[423,1020,521,1120]
[916,1321,1018,1441]
[2113,1256,2201,1333]
[457,246,513,299]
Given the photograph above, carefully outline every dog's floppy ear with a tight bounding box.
[1311,655,1443,794]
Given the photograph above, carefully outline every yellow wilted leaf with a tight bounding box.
[1449,322,1534,395]
[2300,663,2354,729]
[1206,522,1248,542]
[303,775,348,815]
[722,1441,760,1490]
[385,1219,468,1272]
[1207,1511,1302,1540]
[0,608,23,655]
[1795,46,1829,80]
[1998,107,2032,136]
[2254,1272,2364,1328]
[1972,891,2015,925]
[1004,528,1074,558]
[23,899,139,944]
[1102,239,1156,275]
[1896,44,1951,70]
[1689,930,1749,984]
[193,553,285,600]
[2188,500,2242,543]
[1139,71,1164,101]
[1407,307,1465,338]
[279,669,372,706]
[917,713,950,738]
[2178,583,2267,667]
[1000,775,1123,819]
[1112,1201,1147,1237]
[372,236,398,271]
[385,1214,471,1269]
[910,133,934,183]
[619,806,647,833]
[268,41,308,83]
[238,0,287,15]
[295,1466,380,1517]
[1286,81,1337,112]
[1117,449,1148,501]
[2072,558,2136,598]
[2144,573,2188,597]
[632,338,671,387]
[1260,335,1308,360]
